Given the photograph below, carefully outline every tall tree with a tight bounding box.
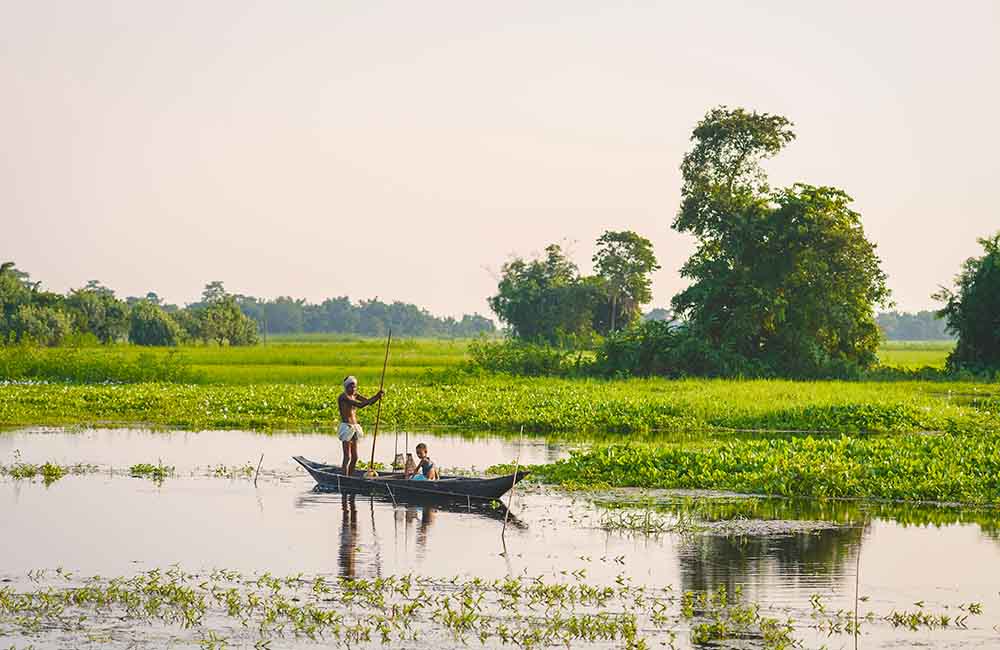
[129,300,184,346]
[200,297,259,346]
[671,106,890,375]
[201,281,229,304]
[592,230,660,332]
[488,244,600,344]
[934,232,1000,371]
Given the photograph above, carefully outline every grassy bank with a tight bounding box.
[0,338,468,385]
[1,377,996,434]
[0,338,956,385]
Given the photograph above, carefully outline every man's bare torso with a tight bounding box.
[338,392,365,424]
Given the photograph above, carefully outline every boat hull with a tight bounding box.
[292,456,528,503]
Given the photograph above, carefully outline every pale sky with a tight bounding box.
[3,1,998,318]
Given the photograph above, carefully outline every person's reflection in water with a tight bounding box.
[401,503,436,563]
[338,493,359,579]
[416,504,435,558]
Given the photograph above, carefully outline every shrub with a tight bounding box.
[593,321,769,378]
[0,345,198,383]
[466,338,585,376]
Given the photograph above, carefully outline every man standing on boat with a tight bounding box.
[338,375,384,476]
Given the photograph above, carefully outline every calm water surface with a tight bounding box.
[2,426,999,648]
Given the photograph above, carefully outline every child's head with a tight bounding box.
[416,443,428,459]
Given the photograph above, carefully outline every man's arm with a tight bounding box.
[344,391,384,408]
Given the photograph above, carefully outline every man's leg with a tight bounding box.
[342,440,352,475]
[347,438,359,475]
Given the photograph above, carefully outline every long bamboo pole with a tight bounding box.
[365,329,392,478]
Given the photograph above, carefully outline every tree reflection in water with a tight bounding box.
[677,526,866,595]
[666,496,869,594]
[605,494,1000,594]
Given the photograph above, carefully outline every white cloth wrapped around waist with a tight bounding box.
[337,422,363,441]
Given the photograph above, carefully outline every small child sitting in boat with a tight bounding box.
[409,443,439,481]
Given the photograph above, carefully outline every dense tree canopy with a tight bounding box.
[199,295,259,346]
[65,283,129,344]
[489,233,659,345]
[129,300,184,346]
[1,263,72,345]
[670,106,891,376]
[934,232,1000,371]
[488,244,601,344]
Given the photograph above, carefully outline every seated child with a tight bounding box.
[409,442,439,481]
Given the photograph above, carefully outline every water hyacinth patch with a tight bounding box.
[0,378,996,435]
[0,566,982,649]
[528,434,1000,505]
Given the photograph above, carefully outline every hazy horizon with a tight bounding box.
[4,1,998,318]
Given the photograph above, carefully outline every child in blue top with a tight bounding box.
[410,443,439,481]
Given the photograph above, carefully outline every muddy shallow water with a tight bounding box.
[2,426,1000,648]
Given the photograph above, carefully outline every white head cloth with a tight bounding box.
[343,376,358,389]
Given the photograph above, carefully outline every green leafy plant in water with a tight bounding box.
[1,450,98,485]
[129,462,174,482]
[210,463,255,479]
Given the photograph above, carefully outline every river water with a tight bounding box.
[2,426,999,648]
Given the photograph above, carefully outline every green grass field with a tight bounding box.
[0,337,954,385]
[875,340,954,369]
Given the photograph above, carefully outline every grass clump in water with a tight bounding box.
[0,451,98,485]
[210,463,255,479]
[129,462,174,482]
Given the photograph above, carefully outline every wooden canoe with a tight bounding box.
[292,456,528,503]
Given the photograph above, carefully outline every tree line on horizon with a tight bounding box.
[646,307,953,342]
[484,106,998,376]
[0,268,495,346]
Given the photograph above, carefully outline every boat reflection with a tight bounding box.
[296,486,526,579]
